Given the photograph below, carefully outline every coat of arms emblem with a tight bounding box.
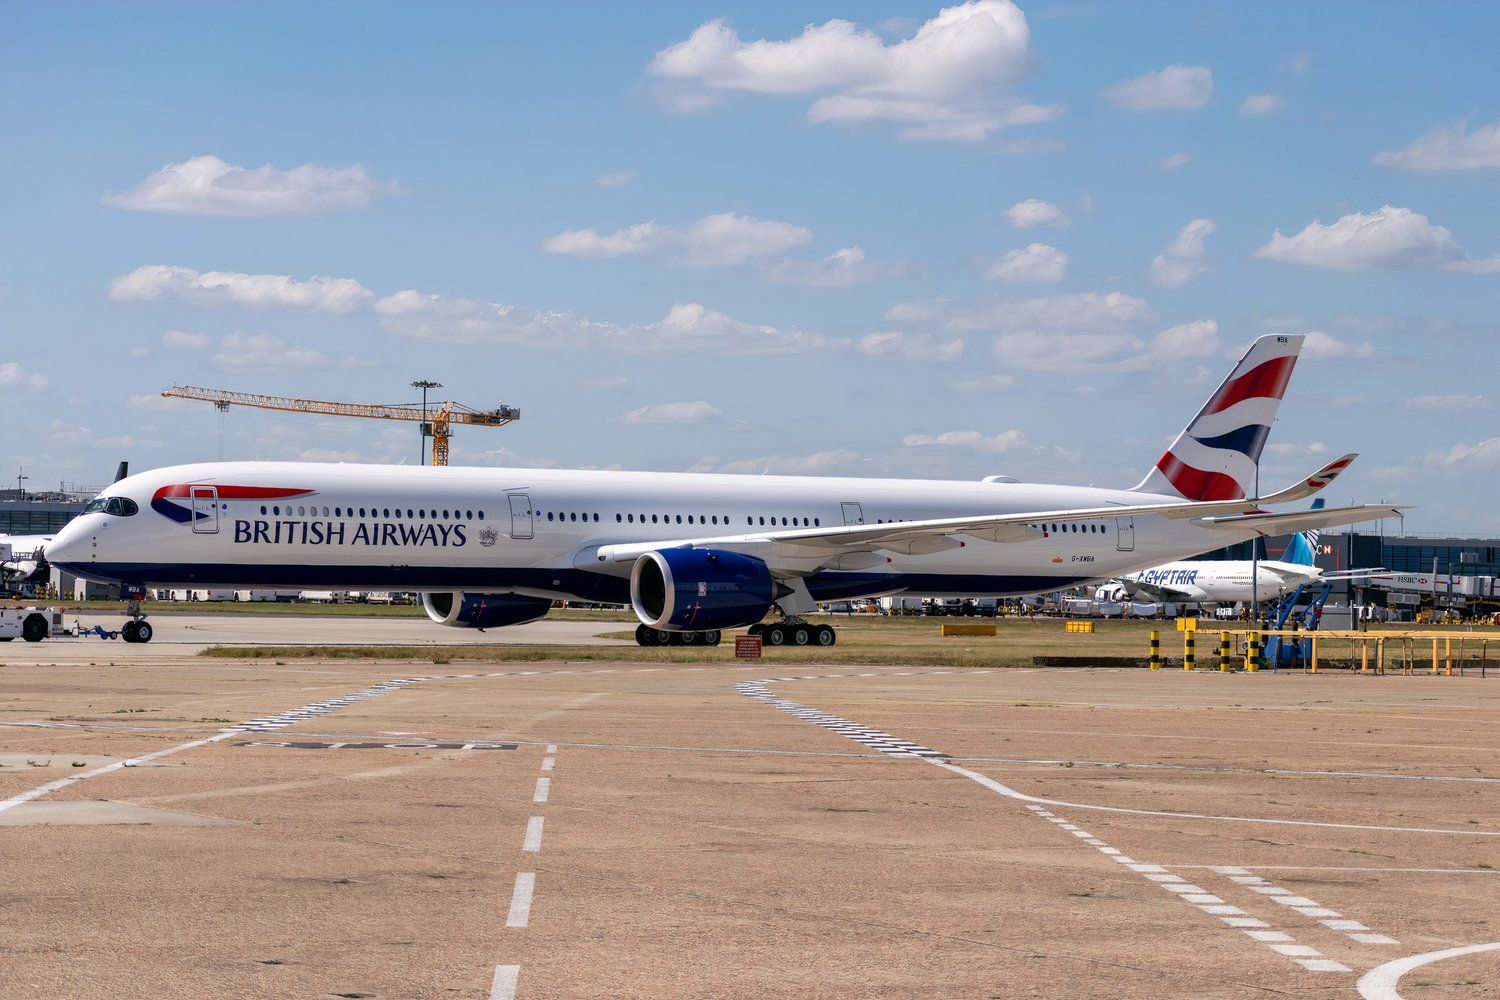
[479,526,499,547]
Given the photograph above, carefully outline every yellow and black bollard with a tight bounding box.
[1219,630,1232,672]
[1246,631,1260,672]
[1149,630,1161,670]
[1183,628,1195,671]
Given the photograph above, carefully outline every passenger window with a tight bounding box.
[652,514,658,523]
[260,505,268,515]
[687,515,694,524]
[478,511,485,520]
[616,513,622,523]
[815,517,820,526]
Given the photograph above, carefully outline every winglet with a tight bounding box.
[1251,452,1356,506]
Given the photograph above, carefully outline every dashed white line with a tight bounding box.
[540,756,555,772]
[533,777,551,803]
[0,733,232,815]
[505,873,536,928]
[1208,867,1400,948]
[523,816,544,852]
[489,964,521,1000]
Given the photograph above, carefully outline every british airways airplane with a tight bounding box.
[45,335,1404,645]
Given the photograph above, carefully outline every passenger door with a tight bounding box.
[508,493,534,540]
[190,486,219,534]
[1115,516,1135,552]
[841,502,865,526]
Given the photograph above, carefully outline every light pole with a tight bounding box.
[411,380,442,466]
[15,467,28,499]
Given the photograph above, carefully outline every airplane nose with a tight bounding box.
[44,524,90,566]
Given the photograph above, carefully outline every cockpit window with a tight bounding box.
[92,497,139,516]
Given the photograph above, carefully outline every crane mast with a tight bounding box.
[161,385,520,466]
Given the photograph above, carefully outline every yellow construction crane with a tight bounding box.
[162,385,520,466]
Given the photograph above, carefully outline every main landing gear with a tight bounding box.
[747,619,837,647]
[635,624,722,647]
[120,596,153,644]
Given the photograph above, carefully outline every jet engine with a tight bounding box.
[422,592,552,630]
[630,548,775,631]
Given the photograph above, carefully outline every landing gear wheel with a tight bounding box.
[674,631,697,646]
[763,625,788,646]
[813,624,836,647]
[122,620,140,643]
[701,630,722,646]
[747,623,765,637]
[133,620,154,643]
[655,629,675,646]
[635,623,657,646]
[21,614,48,643]
[790,625,812,646]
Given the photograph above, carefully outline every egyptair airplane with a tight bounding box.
[45,334,1405,645]
[1102,500,1382,605]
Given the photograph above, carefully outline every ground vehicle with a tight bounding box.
[0,606,64,643]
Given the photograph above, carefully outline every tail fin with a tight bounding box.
[1132,334,1304,500]
[1281,498,1325,565]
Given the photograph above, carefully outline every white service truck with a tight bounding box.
[0,606,65,643]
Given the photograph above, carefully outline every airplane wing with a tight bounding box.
[1194,503,1407,537]
[592,458,1394,575]
[1119,579,1195,602]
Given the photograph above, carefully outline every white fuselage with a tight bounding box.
[1119,560,1322,604]
[45,462,1272,605]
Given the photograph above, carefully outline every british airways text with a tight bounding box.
[233,519,468,547]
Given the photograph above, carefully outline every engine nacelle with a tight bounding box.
[630,548,774,631]
[422,591,551,630]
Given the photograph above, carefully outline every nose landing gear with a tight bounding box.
[120,595,153,643]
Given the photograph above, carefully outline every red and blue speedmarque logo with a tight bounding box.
[151,484,315,524]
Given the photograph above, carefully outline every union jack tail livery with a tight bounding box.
[1132,334,1304,501]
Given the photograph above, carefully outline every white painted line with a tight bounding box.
[489,964,520,1000]
[541,757,555,772]
[1251,885,1291,895]
[1323,919,1370,931]
[545,744,557,753]
[1143,872,1181,882]
[1300,958,1352,973]
[1201,905,1247,916]
[1247,930,1294,942]
[1182,894,1224,904]
[1084,838,1107,846]
[1129,864,1168,873]
[506,873,536,928]
[533,777,550,804]
[1351,933,1399,945]
[1270,895,1318,907]
[1222,917,1269,928]
[1270,943,1322,958]
[1098,847,1121,855]
[1294,906,1341,918]
[0,732,231,815]
[1162,884,1207,894]
[1230,875,1266,884]
[523,816,544,853]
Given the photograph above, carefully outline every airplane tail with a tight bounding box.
[1131,334,1305,501]
[1281,498,1325,566]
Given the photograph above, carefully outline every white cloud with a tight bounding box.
[1005,199,1067,229]
[899,289,1149,335]
[102,155,399,216]
[1150,319,1219,358]
[646,2,1058,144]
[594,170,637,187]
[902,429,1028,453]
[992,331,1145,372]
[1239,93,1286,115]
[375,291,843,356]
[544,211,811,267]
[210,332,330,370]
[1376,121,1500,171]
[1101,65,1213,111]
[1148,218,1216,287]
[761,246,895,286]
[48,419,162,451]
[1253,206,1463,271]
[0,361,47,391]
[161,329,210,351]
[1404,394,1492,412]
[621,401,724,425]
[952,373,1017,392]
[1296,331,1374,360]
[987,243,1067,284]
[1446,253,1500,274]
[1158,151,1191,170]
[1426,437,1500,468]
[108,264,374,313]
[856,331,963,361]
[690,449,870,476]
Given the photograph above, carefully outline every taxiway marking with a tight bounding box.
[0,733,232,815]
[1210,867,1399,947]
[1357,942,1500,1000]
[489,964,521,1000]
[506,873,536,929]
[533,777,550,803]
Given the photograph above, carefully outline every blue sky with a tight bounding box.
[2,1,1497,530]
